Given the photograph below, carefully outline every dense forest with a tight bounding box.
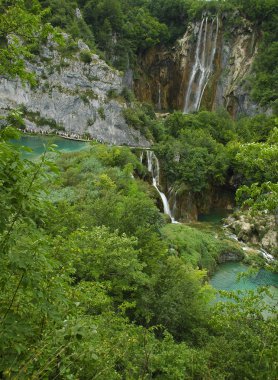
[0,0,278,379]
[37,0,278,109]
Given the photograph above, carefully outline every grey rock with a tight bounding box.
[0,46,150,147]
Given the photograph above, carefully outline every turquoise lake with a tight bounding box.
[211,262,278,291]
[11,135,89,159]
[211,262,278,310]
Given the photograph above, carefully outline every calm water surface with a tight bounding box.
[211,262,278,291]
[11,135,89,159]
[211,262,278,309]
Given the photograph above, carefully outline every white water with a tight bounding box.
[184,16,219,113]
[146,151,178,223]
[260,249,275,262]
[158,83,161,110]
[224,228,275,263]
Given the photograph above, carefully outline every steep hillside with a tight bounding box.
[135,13,267,117]
[0,37,150,147]
[33,0,277,117]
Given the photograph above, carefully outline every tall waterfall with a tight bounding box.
[157,83,161,110]
[184,16,219,113]
[146,151,178,223]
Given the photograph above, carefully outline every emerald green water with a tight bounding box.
[211,262,278,292]
[198,209,232,224]
[211,262,278,311]
[11,135,89,159]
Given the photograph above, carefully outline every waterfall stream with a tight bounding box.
[146,151,178,223]
[184,16,219,113]
[158,83,161,110]
[142,150,274,261]
[224,227,275,262]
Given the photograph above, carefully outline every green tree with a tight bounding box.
[234,142,278,184]
[0,0,54,81]
[207,290,278,379]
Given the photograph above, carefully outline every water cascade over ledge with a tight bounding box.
[184,15,219,113]
[146,151,178,223]
[224,228,275,263]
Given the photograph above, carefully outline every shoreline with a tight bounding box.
[22,130,92,143]
[21,130,151,149]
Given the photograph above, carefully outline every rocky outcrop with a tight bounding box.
[0,39,150,147]
[225,212,278,256]
[134,13,268,117]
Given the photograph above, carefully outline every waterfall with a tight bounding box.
[260,249,275,262]
[224,228,275,263]
[184,15,219,113]
[158,83,161,110]
[146,151,178,223]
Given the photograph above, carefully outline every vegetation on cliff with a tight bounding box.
[37,0,278,110]
[155,110,277,195]
[0,1,277,379]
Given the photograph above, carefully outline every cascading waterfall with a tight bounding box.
[157,83,161,110]
[184,15,219,113]
[146,151,178,223]
[224,228,275,262]
[259,248,274,262]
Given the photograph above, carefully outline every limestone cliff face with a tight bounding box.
[0,40,150,147]
[135,13,265,117]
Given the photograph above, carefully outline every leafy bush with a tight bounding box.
[80,49,92,63]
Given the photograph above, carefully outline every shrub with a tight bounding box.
[80,50,92,64]
[98,107,106,120]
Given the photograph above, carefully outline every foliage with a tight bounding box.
[236,182,278,212]
[235,114,277,142]
[97,106,105,120]
[155,111,277,210]
[234,142,278,184]
[79,49,92,63]
[123,102,160,141]
[157,112,232,192]
[81,0,169,69]
[0,133,277,378]
[206,290,278,379]
[1,1,278,377]
[0,0,55,82]
[39,0,95,48]
[161,223,243,273]
[123,7,169,51]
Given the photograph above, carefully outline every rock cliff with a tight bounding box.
[225,212,278,256]
[0,39,150,147]
[134,13,267,117]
